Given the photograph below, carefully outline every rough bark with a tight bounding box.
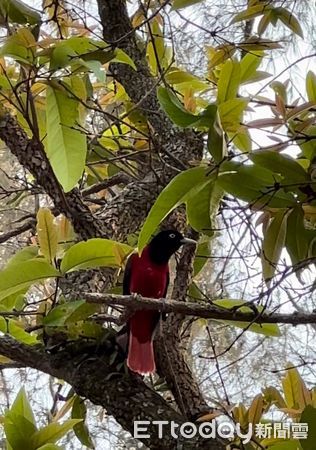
[0,335,225,450]
[0,1,225,448]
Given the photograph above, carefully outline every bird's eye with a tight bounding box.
[169,233,176,239]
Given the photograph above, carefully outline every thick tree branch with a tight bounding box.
[83,293,316,325]
[0,112,106,239]
[0,219,35,243]
[0,335,224,450]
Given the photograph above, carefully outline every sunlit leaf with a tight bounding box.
[46,83,87,192]
[282,365,312,410]
[36,208,58,263]
[60,239,133,273]
[0,317,38,344]
[217,59,240,103]
[112,48,136,71]
[30,419,83,447]
[306,71,316,102]
[0,28,36,64]
[0,260,60,300]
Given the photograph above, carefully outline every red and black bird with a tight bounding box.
[122,230,196,375]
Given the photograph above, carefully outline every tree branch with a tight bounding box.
[84,292,316,325]
[0,335,224,449]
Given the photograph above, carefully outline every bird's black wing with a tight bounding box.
[117,253,135,353]
[123,253,135,295]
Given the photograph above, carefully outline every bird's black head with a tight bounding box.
[148,230,196,265]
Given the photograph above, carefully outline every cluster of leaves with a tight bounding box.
[228,365,316,450]
[1,387,87,450]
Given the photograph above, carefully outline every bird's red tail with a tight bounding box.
[127,331,155,375]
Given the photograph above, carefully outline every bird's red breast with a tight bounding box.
[129,247,169,298]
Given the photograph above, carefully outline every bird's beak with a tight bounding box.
[180,237,197,245]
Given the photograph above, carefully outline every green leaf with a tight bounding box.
[300,405,316,450]
[50,37,111,69]
[275,7,303,38]
[206,106,227,162]
[71,396,95,448]
[218,160,296,208]
[186,179,214,234]
[8,388,36,427]
[0,0,41,25]
[37,445,63,450]
[165,69,208,91]
[43,300,98,327]
[249,150,309,184]
[193,239,212,277]
[285,207,314,265]
[0,28,36,64]
[4,414,36,450]
[4,388,37,450]
[60,238,133,273]
[240,51,263,84]
[186,178,222,236]
[138,167,209,251]
[171,0,205,10]
[217,59,241,103]
[0,260,60,300]
[218,98,247,130]
[45,84,87,192]
[36,208,58,263]
[213,299,281,337]
[6,246,38,267]
[157,86,200,127]
[232,4,270,23]
[306,71,316,102]
[262,209,289,283]
[112,48,136,70]
[0,317,38,344]
[30,419,82,447]
[231,128,252,152]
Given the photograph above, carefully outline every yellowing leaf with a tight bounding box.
[217,59,241,103]
[206,45,236,70]
[36,208,58,263]
[282,365,312,410]
[248,394,264,425]
[171,0,205,11]
[306,71,316,102]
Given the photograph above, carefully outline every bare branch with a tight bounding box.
[84,292,316,325]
